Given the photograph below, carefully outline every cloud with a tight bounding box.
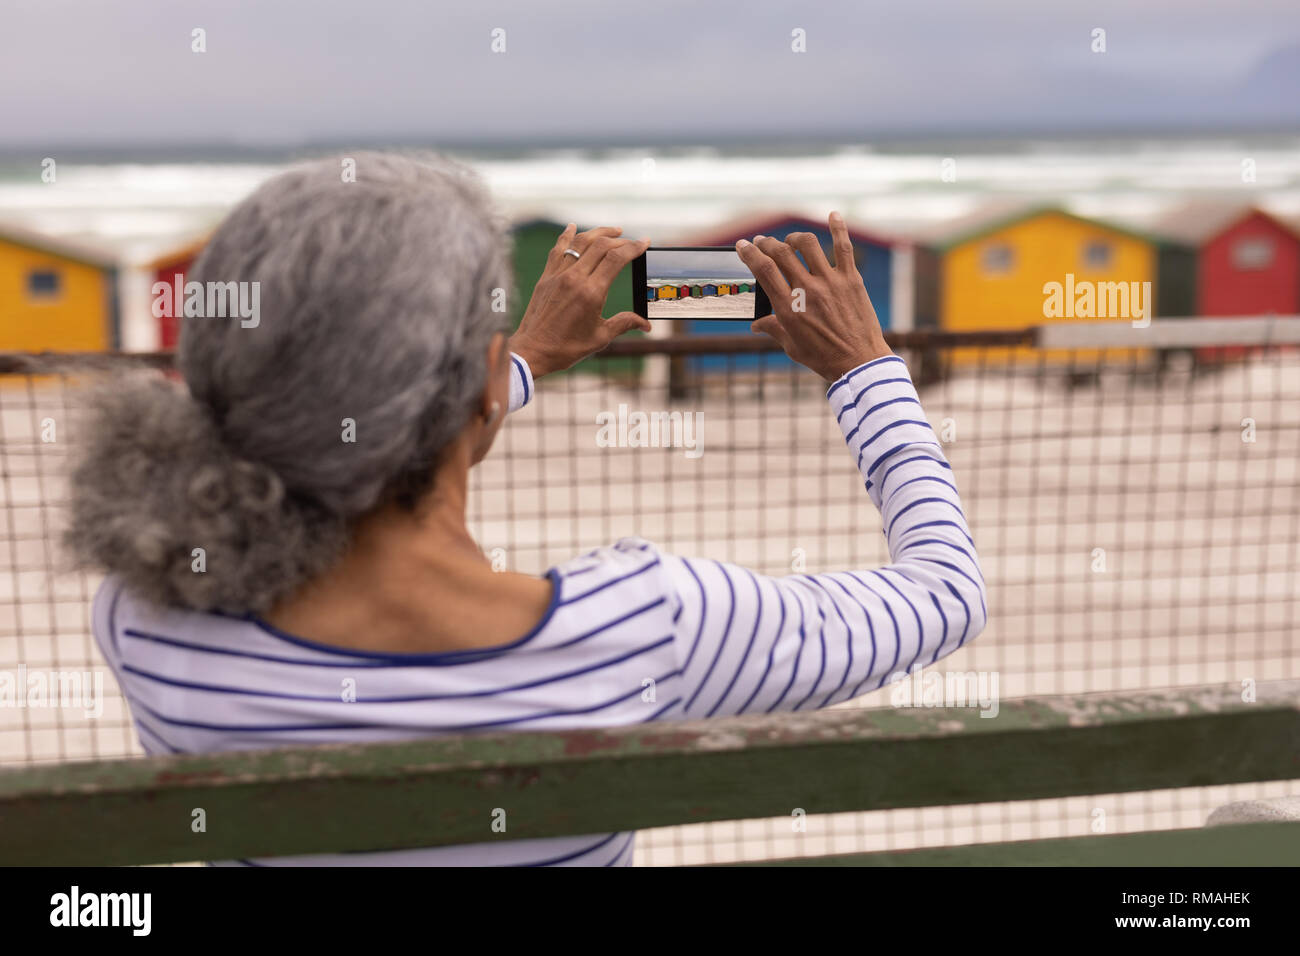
[1,0,1297,148]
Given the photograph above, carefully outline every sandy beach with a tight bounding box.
[647,291,756,320]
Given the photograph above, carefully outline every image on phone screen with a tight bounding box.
[636,247,765,320]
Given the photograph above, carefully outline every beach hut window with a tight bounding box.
[980,243,1014,275]
[26,269,62,300]
[1231,238,1274,271]
[1082,240,1113,269]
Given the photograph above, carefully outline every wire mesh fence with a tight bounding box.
[1,322,1298,863]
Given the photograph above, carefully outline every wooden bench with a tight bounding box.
[1,680,1297,866]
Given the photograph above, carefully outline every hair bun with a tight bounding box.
[63,373,346,614]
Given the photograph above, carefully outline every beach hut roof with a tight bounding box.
[683,212,898,249]
[1153,202,1300,245]
[0,221,118,270]
[911,203,1174,252]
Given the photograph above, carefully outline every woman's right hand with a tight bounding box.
[509,224,651,379]
[735,212,892,383]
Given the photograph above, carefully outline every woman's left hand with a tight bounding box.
[509,224,651,378]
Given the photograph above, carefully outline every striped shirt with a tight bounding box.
[94,353,986,866]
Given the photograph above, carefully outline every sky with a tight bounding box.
[648,250,752,280]
[2,0,1298,151]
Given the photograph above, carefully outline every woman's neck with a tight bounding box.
[261,451,553,653]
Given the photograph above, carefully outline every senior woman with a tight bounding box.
[67,153,986,866]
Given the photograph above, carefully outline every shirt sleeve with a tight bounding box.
[661,354,987,719]
[508,352,535,414]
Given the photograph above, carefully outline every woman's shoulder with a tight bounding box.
[551,537,674,599]
[92,574,261,660]
[554,536,659,573]
[544,538,685,646]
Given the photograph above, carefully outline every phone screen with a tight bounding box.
[633,247,769,320]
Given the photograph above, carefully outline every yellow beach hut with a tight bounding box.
[0,224,120,351]
[912,205,1192,364]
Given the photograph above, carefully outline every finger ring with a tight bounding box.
[563,249,581,260]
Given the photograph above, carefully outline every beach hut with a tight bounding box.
[717,284,730,295]
[646,286,655,302]
[702,284,717,296]
[657,285,678,300]
[1156,203,1300,359]
[738,282,751,293]
[1156,203,1300,317]
[0,223,120,351]
[146,237,207,349]
[680,214,900,372]
[688,213,898,323]
[910,204,1194,363]
[678,284,690,298]
[913,204,1193,330]
[690,285,703,297]
[511,216,633,318]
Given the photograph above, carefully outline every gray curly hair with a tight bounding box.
[64,152,513,614]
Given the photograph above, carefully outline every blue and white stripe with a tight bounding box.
[507,351,533,413]
[94,352,985,866]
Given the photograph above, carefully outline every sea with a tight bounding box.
[2,134,1298,345]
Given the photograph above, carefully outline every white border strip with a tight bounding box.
[1036,317,1300,349]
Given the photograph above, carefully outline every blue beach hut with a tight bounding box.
[681,214,898,372]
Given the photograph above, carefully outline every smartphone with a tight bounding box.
[632,246,771,321]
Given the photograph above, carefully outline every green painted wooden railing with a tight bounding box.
[0,681,1297,866]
